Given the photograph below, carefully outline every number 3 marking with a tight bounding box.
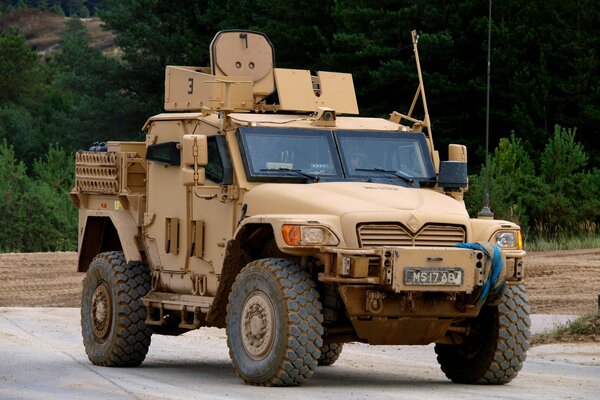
[188,78,194,94]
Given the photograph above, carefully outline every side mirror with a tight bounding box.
[439,161,468,191]
[439,144,468,191]
[181,134,208,186]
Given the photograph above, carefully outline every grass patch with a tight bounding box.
[532,313,600,345]
[526,235,600,252]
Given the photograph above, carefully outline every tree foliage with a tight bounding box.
[0,141,77,251]
[0,30,39,105]
[1,1,600,250]
[0,1,97,16]
[465,126,600,238]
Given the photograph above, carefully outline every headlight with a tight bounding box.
[495,230,522,250]
[281,224,339,246]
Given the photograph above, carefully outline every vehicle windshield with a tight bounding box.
[336,130,435,181]
[238,127,343,181]
[237,127,435,184]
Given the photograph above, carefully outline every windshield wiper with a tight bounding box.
[355,168,415,187]
[260,168,320,183]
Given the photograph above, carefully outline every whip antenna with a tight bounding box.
[479,0,494,218]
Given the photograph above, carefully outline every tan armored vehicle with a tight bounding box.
[71,30,529,386]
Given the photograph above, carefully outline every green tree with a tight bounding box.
[531,125,600,234]
[50,2,64,15]
[14,0,27,10]
[0,30,39,105]
[480,1,600,162]
[32,144,73,191]
[45,18,148,152]
[216,0,335,72]
[77,4,88,17]
[0,141,77,251]
[0,105,41,161]
[99,0,336,109]
[540,126,587,183]
[327,1,494,156]
[466,132,538,227]
[467,126,600,238]
[100,0,223,108]
[0,141,28,251]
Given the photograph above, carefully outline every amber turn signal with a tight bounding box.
[281,224,302,246]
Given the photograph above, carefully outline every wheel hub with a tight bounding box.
[241,291,275,360]
[91,282,112,340]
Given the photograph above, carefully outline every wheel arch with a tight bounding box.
[206,222,283,328]
[78,211,142,272]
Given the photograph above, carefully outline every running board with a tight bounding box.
[143,292,213,329]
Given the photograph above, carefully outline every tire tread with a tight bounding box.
[81,251,152,367]
[318,343,343,366]
[227,258,324,386]
[435,285,531,384]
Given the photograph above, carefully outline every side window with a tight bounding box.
[205,136,233,184]
[146,142,180,165]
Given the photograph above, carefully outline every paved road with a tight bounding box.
[0,308,598,400]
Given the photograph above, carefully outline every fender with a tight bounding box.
[235,214,346,253]
[77,209,142,272]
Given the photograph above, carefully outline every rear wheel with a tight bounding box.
[435,285,530,384]
[81,251,152,367]
[318,343,343,366]
[226,258,324,386]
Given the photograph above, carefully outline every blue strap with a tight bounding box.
[455,242,505,304]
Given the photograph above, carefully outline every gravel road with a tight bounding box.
[1,308,598,400]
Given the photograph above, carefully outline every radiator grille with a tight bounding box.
[358,224,466,248]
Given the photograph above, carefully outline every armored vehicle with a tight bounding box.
[71,30,530,386]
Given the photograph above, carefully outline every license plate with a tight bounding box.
[404,267,463,286]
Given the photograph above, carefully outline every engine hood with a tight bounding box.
[244,182,470,246]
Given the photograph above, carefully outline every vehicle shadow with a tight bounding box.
[138,358,452,389]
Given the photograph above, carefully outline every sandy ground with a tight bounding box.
[0,252,81,307]
[525,249,600,314]
[0,308,598,400]
[1,250,599,314]
[0,252,599,398]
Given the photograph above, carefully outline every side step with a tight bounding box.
[143,292,213,330]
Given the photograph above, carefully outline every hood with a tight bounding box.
[245,181,469,221]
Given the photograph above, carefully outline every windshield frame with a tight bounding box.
[335,130,436,181]
[237,126,344,182]
[236,126,436,184]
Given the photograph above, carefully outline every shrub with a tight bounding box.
[532,313,600,345]
[466,132,537,227]
[0,141,76,252]
[467,125,600,240]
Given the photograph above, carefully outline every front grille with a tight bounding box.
[357,223,466,248]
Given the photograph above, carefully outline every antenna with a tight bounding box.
[478,0,494,219]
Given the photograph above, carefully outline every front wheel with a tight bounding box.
[435,285,531,384]
[226,258,324,386]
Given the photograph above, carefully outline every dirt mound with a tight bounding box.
[0,8,116,56]
[0,249,599,314]
[526,249,600,314]
[0,252,81,307]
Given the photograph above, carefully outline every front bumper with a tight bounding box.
[316,245,524,345]
[318,246,525,287]
[318,246,487,292]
